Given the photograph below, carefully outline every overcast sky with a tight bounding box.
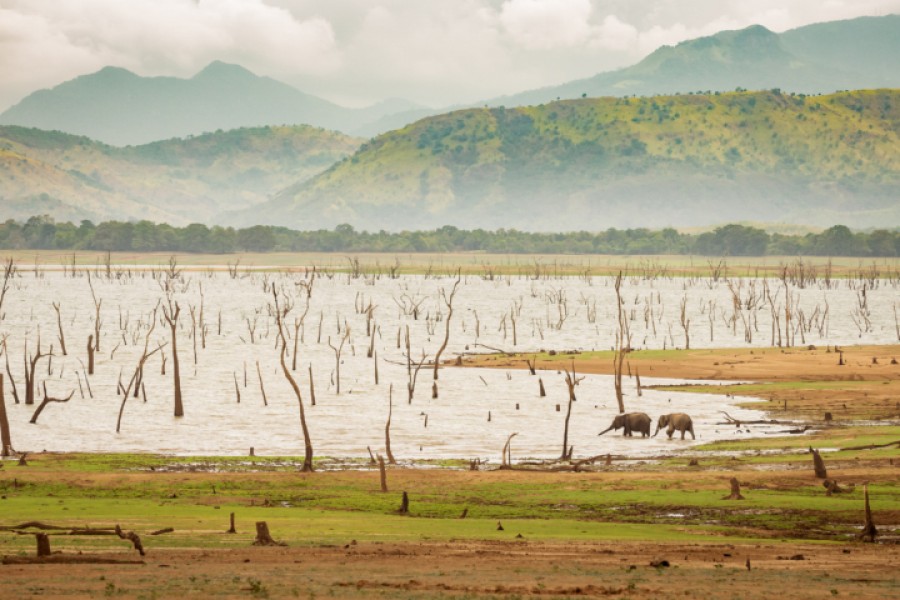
[1,0,898,111]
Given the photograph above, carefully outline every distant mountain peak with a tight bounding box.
[193,60,257,81]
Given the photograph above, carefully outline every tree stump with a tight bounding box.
[35,533,51,557]
[723,477,745,500]
[377,454,388,492]
[252,521,285,546]
[857,484,877,543]
[397,491,409,515]
[227,512,237,534]
[810,447,827,479]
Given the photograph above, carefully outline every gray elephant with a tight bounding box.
[653,413,695,440]
[598,412,652,437]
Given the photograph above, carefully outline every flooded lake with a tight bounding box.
[1,266,896,460]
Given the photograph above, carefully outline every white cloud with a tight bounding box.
[1,0,898,111]
[500,0,594,49]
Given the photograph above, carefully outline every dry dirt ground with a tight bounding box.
[464,344,900,419]
[2,540,898,599]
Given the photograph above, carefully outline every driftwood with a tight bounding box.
[823,480,854,496]
[2,555,144,565]
[115,524,145,556]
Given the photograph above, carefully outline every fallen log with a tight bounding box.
[115,524,145,556]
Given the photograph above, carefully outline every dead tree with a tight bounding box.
[256,361,268,406]
[433,271,461,380]
[398,491,409,514]
[0,258,15,320]
[29,382,73,424]
[23,341,49,406]
[51,303,67,356]
[561,362,582,460]
[273,289,314,472]
[857,484,877,542]
[86,335,95,375]
[3,339,20,403]
[809,447,827,479]
[87,273,102,352]
[0,374,13,456]
[501,433,518,468]
[328,325,350,395]
[385,384,396,464]
[613,272,628,413]
[116,344,164,433]
[404,326,428,404]
[161,299,184,417]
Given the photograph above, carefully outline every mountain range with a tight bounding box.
[1,15,897,147]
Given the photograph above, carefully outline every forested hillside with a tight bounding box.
[253,89,900,231]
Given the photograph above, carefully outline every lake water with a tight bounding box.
[0,267,895,460]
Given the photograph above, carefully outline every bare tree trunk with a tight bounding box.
[162,301,183,417]
[273,290,313,472]
[561,363,579,460]
[398,491,409,514]
[256,361,268,406]
[433,272,460,380]
[0,374,13,457]
[52,303,67,355]
[613,272,628,413]
[23,342,47,406]
[385,384,396,464]
[227,512,237,534]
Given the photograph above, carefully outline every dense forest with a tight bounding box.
[0,216,897,257]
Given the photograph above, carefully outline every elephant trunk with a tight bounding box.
[652,425,661,437]
[598,426,613,436]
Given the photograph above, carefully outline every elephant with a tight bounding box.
[654,412,695,440]
[598,412,652,437]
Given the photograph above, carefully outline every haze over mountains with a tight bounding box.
[0,14,898,232]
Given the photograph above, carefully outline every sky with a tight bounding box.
[1,0,898,111]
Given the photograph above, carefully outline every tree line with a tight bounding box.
[0,216,897,257]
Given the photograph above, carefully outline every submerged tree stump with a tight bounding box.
[723,477,745,500]
[252,521,286,546]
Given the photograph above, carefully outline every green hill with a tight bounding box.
[250,89,900,231]
[0,125,361,225]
